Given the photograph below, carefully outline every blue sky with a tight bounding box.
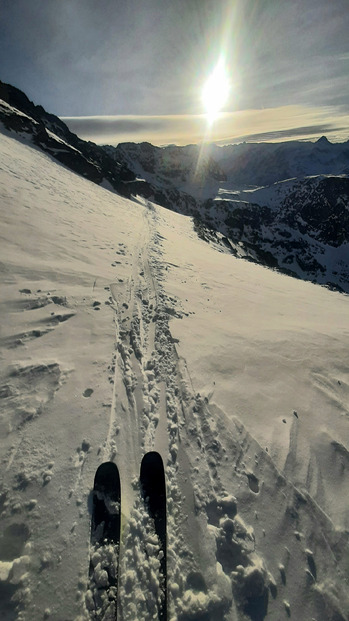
[1,0,349,145]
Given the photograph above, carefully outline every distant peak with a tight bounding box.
[316,135,331,145]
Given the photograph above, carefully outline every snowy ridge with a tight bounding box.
[1,127,349,621]
[112,137,349,193]
[0,80,202,219]
[209,137,349,187]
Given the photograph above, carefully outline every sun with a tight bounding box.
[202,59,230,123]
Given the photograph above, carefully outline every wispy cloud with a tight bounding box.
[224,125,348,145]
[63,104,349,146]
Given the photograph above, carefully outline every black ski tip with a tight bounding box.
[91,461,121,545]
[140,452,166,498]
[140,451,166,528]
[141,450,164,471]
[94,461,120,494]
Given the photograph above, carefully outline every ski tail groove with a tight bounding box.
[140,451,167,621]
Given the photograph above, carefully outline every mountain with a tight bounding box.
[210,137,349,186]
[201,175,349,291]
[0,79,348,295]
[110,140,349,293]
[1,84,349,621]
[112,137,349,191]
[0,80,133,190]
[0,80,200,215]
[107,141,227,189]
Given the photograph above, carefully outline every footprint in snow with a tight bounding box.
[247,473,260,493]
[83,388,94,398]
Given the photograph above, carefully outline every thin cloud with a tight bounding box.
[219,125,348,145]
[63,104,349,146]
[63,116,164,137]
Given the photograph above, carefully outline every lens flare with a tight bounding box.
[202,58,230,123]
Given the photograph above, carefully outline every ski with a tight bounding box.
[88,461,121,620]
[140,451,167,621]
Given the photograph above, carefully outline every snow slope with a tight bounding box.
[111,140,349,293]
[0,129,349,621]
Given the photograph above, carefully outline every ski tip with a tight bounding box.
[140,451,164,469]
[94,461,120,490]
[140,452,166,500]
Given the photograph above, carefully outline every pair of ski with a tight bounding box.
[89,451,167,621]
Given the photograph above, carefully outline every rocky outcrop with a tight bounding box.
[0,81,200,214]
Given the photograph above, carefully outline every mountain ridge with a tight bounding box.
[1,80,348,293]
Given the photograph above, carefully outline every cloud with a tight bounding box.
[64,116,163,138]
[63,104,349,147]
[62,114,204,145]
[220,124,349,145]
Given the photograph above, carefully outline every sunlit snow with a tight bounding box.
[0,129,348,621]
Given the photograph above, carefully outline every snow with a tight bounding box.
[0,100,37,122]
[0,128,349,621]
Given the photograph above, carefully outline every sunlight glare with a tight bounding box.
[202,58,230,124]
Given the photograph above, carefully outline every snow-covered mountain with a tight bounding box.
[1,84,349,621]
[0,81,200,216]
[210,137,349,186]
[1,80,349,294]
[111,141,349,293]
[110,136,349,192]
[107,141,227,190]
[200,175,349,291]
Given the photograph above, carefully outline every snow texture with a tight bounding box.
[0,127,349,621]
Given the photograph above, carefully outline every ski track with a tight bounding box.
[87,204,237,620]
[87,202,349,621]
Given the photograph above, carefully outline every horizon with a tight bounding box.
[61,109,349,147]
[2,76,349,149]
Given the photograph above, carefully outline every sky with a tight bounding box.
[1,0,349,146]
